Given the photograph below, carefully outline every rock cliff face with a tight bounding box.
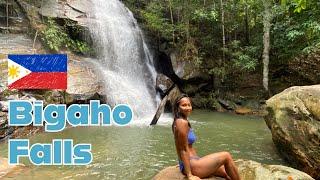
[0,0,29,33]
[153,159,314,180]
[38,0,92,27]
[264,85,320,179]
[0,33,104,141]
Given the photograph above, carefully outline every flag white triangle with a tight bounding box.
[8,59,32,85]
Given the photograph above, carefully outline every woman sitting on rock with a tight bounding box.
[172,94,241,180]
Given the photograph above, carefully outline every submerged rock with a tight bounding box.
[265,85,320,179]
[235,107,252,115]
[0,157,25,178]
[153,159,314,180]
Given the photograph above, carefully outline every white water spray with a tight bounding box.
[88,0,158,121]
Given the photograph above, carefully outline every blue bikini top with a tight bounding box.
[188,129,197,145]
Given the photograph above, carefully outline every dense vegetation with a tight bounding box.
[123,0,320,96]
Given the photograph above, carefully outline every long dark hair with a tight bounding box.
[172,94,191,131]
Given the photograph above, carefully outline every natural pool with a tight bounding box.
[0,110,284,180]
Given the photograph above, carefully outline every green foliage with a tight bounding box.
[281,0,307,13]
[192,9,218,23]
[41,18,91,54]
[209,67,227,79]
[123,0,319,92]
[68,40,91,54]
[286,29,304,41]
[273,0,320,61]
[225,40,258,71]
[140,9,172,40]
[41,19,68,52]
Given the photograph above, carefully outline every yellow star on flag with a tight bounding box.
[7,59,31,86]
[8,65,20,79]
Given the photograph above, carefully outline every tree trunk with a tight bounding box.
[6,0,9,33]
[168,0,175,45]
[244,0,250,45]
[213,0,225,92]
[220,0,225,61]
[262,0,271,93]
[150,85,181,125]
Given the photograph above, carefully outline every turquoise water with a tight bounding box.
[0,110,284,179]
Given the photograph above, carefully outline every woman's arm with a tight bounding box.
[175,119,194,179]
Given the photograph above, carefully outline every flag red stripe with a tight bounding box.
[8,72,67,89]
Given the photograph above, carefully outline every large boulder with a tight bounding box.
[235,159,314,180]
[153,166,223,180]
[264,85,320,179]
[66,57,103,95]
[39,0,93,27]
[169,51,209,81]
[153,159,314,180]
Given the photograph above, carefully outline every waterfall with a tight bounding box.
[88,0,158,121]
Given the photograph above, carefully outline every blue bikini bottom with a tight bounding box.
[178,156,200,173]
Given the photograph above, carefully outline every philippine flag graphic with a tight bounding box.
[7,54,67,90]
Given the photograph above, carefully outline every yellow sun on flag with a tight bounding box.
[8,65,20,79]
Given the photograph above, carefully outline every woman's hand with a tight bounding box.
[187,175,201,180]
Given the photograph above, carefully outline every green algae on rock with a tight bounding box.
[265,85,320,179]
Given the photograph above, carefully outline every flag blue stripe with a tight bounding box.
[8,54,67,72]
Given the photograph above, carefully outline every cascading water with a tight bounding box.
[88,0,158,121]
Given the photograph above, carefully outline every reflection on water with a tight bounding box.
[0,110,284,180]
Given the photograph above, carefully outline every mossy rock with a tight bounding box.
[265,85,320,179]
[153,159,314,180]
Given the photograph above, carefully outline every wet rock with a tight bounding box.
[0,157,25,178]
[265,85,320,179]
[67,58,103,95]
[153,159,314,180]
[235,107,252,115]
[169,51,209,81]
[67,0,94,14]
[191,93,222,111]
[39,0,66,18]
[8,125,42,139]
[217,98,236,111]
[183,83,209,96]
[156,74,174,95]
[0,112,7,138]
[39,0,92,27]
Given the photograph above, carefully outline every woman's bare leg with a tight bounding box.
[214,166,231,180]
[190,152,240,180]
